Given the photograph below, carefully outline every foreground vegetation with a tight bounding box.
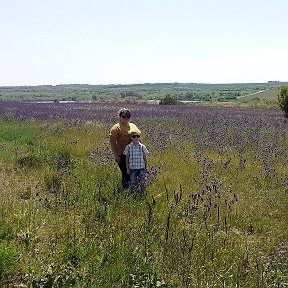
[0,102,287,287]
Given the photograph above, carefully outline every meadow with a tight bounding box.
[0,101,287,287]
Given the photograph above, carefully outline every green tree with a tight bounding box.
[277,85,288,116]
[159,95,179,105]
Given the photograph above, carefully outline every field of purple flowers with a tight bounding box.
[0,102,287,287]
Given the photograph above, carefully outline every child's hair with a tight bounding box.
[129,129,141,136]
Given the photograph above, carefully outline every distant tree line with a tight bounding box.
[0,82,286,103]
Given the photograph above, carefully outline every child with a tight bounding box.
[109,108,140,189]
[123,130,149,193]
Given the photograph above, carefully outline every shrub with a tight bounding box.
[159,95,179,105]
[277,85,288,116]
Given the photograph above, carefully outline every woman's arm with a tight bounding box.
[109,135,120,163]
[125,155,130,175]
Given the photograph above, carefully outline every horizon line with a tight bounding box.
[1,80,287,88]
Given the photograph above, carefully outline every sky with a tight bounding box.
[1,0,288,86]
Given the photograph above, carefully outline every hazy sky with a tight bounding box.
[1,0,288,86]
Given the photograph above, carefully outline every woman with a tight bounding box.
[109,108,141,189]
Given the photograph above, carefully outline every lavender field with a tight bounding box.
[0,102,287,287]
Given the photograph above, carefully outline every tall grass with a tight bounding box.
[0,108,287,287]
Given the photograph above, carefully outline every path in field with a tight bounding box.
[237,88,278,100]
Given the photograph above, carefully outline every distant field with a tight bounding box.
[0,82,286,103]
[238,87,279,101]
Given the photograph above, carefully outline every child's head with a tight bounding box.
[129,130,141,142]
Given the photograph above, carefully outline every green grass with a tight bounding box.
[0,123,35,144]
[0,118,287,287]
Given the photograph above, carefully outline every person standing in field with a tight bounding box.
[123,130,149,193]
[109,108,141,189]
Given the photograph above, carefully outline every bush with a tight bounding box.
[277,85,288,116]
[159,95,179,105]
